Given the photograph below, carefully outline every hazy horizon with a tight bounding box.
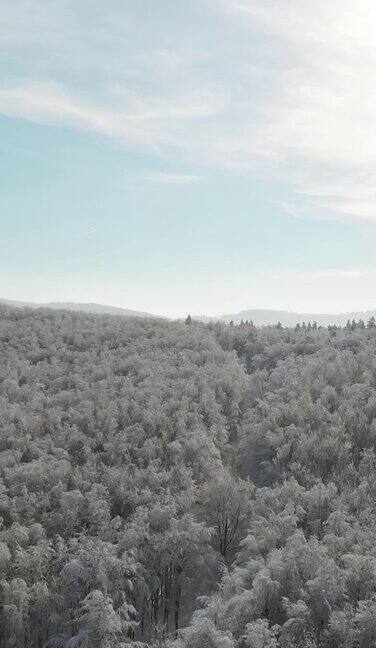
[4,296,376,322]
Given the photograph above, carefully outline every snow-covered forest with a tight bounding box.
[1,305,376,647]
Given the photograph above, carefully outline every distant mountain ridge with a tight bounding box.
[0,298,159,319]
[2,299,376,327]
[219,308,376,327]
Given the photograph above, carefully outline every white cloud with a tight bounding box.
[217,0,376,219]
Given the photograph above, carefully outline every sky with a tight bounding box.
[2,0,376,317]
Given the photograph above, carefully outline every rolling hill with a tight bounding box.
[2,299,376,327]
[220,308,376,327]
[0,298,160,319]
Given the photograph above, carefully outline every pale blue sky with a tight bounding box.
[2,0,376,317]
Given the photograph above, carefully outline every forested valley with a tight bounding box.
[2,305,376,647]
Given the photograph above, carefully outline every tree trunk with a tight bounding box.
[164,565,171,632]
[174,564,182,632]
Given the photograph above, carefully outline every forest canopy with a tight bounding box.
[0,305,376,647]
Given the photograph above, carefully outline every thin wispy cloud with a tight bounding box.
[271,267,376,281]
[0,81,222,153]
[147,172,203,184]
[74,226,102,240]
